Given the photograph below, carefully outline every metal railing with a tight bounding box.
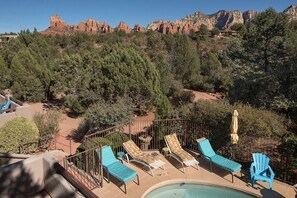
[85,119,211,153]
[54,163,99,198]
[54,133,72,154]
[83,119,297,185]
[59,145,103,190]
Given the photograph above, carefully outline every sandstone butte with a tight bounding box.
[41,5,297,35]
[41,15,144,35]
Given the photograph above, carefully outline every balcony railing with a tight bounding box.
[83,119,296,185]
[59,145,103,189]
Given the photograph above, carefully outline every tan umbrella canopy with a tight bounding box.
[230,110,239,144]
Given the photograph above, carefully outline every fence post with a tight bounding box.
[85,150,89,174]
[183,120,187,146]
[99,145,103,187]
[69,138,72,154]
[129,122,131,140]
[54,135,57,150]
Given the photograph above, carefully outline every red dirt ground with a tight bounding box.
[183,89,221,101]
[29,90,217,154]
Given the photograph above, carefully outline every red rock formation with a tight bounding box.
[132,24,144,32]
[116,22,131,33]
[49,15,68,30]
[101,21,113,33]
[147,9,258,34]
[41,5,297,36]
[41,15,113,35]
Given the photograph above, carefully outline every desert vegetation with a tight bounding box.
[0,8,296,182]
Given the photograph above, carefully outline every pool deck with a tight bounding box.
[92,153,295,198]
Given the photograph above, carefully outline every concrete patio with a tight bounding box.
[92,153,295,198]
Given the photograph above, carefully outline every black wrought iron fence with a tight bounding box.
[59,145,103,190]
[83,119,296,185]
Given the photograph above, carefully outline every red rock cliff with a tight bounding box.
[41,15,114,35]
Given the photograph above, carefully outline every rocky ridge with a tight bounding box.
[41,5,297,35]
[147,10,258,34]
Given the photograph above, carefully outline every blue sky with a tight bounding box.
[0,0,296,33]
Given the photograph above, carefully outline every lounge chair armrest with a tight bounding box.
[204,155,212,161]
[268,165,275,179]
[250,162,256,176]
[103,166,108,171]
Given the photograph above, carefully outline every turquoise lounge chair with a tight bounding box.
[0,99,11,114]
[98,146,139,193]
[196,138,242,183]
[250,153,275,190]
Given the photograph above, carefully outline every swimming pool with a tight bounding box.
[144,182,258,198]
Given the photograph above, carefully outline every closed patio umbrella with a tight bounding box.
[230,110,239,144]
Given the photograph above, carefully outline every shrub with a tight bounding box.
[76,137,112,153]
[171,90,195,107]
[33,110,62,138]
[278,135,297,173]
[71,98,133,141]
[76,132,128,153]
[105,132,129,151]
[0,117,39,153]
[187,100,289,150]
[75,132,128,169]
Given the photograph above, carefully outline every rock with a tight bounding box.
[148,9,257,33]
[284,5,297,20]
[41,5,297,35]
[42,15,113,35]
[49,15,68,30]
[132,24,144,32]
[117,22,131,33]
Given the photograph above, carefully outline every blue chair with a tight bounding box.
[98,146,139,193]
[196,138,242,183]
[250,153,275,190]
[0,99,11,114]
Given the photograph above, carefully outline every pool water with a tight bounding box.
[145,183,257,198]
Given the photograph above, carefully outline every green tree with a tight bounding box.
[10,49,45,101]
[230,23,246,34]
[229,8,295,112]
[0,55,9,90]
[172,34,201,87]
[278,135,297,182]
[146,33,175,95]
[200,52,231,92]
[198,24,209,41]
[210,27,220,37]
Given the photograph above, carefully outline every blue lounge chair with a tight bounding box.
[98,146,139,193]
[250,153,275,190]
[196,138,242,183]
[0,99,11,114]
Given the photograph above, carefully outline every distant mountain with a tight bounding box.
[40,15,144,35]
[283,5,297,20]
[147,10,257,34]
[148,5,297,34]
[41,5,297,35]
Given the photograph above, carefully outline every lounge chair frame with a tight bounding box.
[197,138,242,183]
[99,146,139,194]
[103,166,139,194]
[123,140,165,177]
[164,133,199,173]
